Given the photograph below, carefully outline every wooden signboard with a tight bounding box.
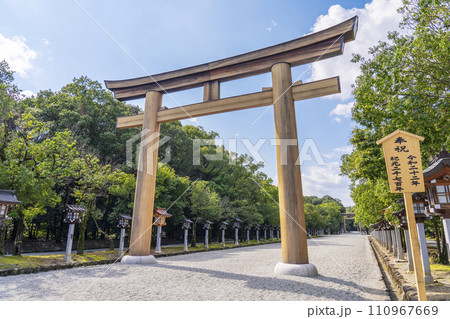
[377,130,425,193]
[377,130,427,301]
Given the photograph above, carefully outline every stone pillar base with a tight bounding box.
[424,275,434,285]
[395,259,407,263]
[121,255,157,264]
[274,262,318,277]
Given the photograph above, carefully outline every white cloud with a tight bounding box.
[302,161,353,206]
[310,0,403,100]
[20,90,35,99]
[266,20,278,32]
[42,38,50,45]
[329,101,354,122]
[0,34,38,77]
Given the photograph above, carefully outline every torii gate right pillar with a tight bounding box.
[272,63,318,276]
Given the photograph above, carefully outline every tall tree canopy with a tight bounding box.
[341,0,449,226]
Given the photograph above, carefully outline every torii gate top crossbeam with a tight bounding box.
[105,16,358,101]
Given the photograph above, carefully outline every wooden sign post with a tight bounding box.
[376,130,427,301]
[106,17,358,275]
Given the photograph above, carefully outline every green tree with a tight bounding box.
[154,163,191,236]
[73,155,118,253]
[317,202,343,234]
[342,0,449,226]
[304,203,325,235]
[189,180,223,247]
[24,76,141,165]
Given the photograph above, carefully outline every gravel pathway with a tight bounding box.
[0,233,389,301]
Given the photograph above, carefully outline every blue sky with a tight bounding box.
[0,0,404,206]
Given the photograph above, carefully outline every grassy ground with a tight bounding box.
[0,250,119,270]
[155,239,279,254]
[0,239,281,271]
[431,263,450,281]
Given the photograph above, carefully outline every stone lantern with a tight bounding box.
[117,214,131,256]
[219,221,228,247]
[255,224,260,243]
[63,205,85,262]
[203,220,212,249]
[0,190,20,256]
[232,217,242,245]
[154,207,171,253]
[387,208,405,262]
[244,225,251,244]
[395,194,433,284]
[423,148,450,263]
[411,193,433,284]
[181,218,193,252]
[393,208,414,271]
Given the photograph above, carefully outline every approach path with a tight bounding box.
[0,233,389,301]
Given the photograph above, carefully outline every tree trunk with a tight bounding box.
[10,219,17,243]
[92,216,115,251]
[77,214,88,255]
[441,227,449,265]
[0,224,6,255]
[191,218,198,247]
[433,217,442,259]
[13,213,24,255]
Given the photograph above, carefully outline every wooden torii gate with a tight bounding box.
[106,16,358,275]
[341,213,356,233]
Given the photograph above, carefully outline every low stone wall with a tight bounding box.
[369,236,417,301]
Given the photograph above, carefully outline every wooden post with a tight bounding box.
[404,192,427,301]
[203,80,220,101]
[128,91,162,257]
[272,62,309,265]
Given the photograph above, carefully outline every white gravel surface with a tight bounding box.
[0,233,389,301]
